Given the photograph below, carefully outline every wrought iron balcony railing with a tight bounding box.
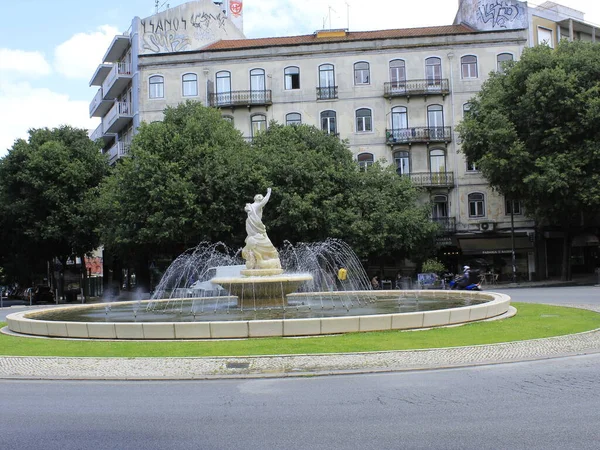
[404,172,455,188]
[386,127,452,144]
[383,79,450,98]
[432,216,456,234]
[209,90,272,108]
[316,86,338,100]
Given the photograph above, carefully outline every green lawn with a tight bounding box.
[1,303,598,358]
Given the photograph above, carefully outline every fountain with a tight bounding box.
[4,188,512,340]
[208,188,312,304]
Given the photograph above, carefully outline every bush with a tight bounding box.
[421,258,446,274]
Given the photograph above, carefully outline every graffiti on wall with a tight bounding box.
[141,17,191,53]
[190,11,227,41]
[141,12,227,53]
[476,0,523,28]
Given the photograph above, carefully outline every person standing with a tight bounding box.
[371,275,380,290]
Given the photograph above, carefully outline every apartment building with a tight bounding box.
[89,0,599,280]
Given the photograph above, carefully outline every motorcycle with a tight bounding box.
[447,273,482,291]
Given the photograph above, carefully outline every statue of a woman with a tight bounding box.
[242,188,282,271]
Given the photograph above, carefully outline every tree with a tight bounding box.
[250,122,438,260]
[457,40,600,280]
[0,126,108,291]
[98,102,440,289]
[96,101,261,290]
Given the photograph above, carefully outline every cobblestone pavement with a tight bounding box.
[1,304,599,380]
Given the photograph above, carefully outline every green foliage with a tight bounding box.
[457,40,600,223]
[99,102,439,264]
[0,126,108,284]
[421,258,446,274]
[97,101,259,259]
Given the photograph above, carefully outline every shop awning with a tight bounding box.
[458,237,533,255]
[572,233,600,247]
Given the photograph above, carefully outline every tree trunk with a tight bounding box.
[561,226,571,281]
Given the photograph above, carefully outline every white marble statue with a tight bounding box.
[242,188,282,271]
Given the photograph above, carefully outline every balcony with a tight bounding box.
[386,127,452,145]
[107,140,131,165]
[90,122,115,145]
[89,63,112,87]
[104,101,133,134]
[316,86,338,100]
[407,172,454,188]
[209,90,272,108]
[384,79,450,100]
[102,62,132,100]
[432,216,457,234]
[102,34,130,63]
[89,88,113,117]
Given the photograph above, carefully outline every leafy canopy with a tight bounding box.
[457,40,600,223]
[98,101,439,262]
[0,126,108,283]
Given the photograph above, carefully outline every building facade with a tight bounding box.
[89,0,599,280]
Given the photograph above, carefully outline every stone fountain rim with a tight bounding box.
[5,290,511,340]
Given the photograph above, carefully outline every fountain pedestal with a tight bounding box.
[211,273,313,306]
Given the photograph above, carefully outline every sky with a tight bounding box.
[1,0,599,157]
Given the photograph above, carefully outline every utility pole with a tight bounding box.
[510,199,517,284]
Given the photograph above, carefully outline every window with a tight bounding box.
[354,61,370,85]
[432,195,448,219]
[284,66,300,90]
[394,150,410,175]
[466,159,478,172]
[461,55,478,79]
[389,106,408,142]
[250,68,266,103]
[357,153,374,171]
[251,114,267,137]
[149,75,164,98]
[182,73,197,97]
[222,115,233,124]
[320,110,337,135]
[318,64,336,99]
[429,149,446,173]
[468,193,486,217]
[463,102,471,117]
[425,57,442,85]
[286,113,301,126]
[215,71,231,105]
[537,27,554,47]
[389,59,406,88]
[505,199,522,215]
[497,53,514,72]
[355,108,372,132]
[427,105,444,139]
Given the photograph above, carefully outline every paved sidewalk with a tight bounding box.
[1,304,599,380]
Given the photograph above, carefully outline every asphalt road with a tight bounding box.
[0,354,599,450]
[0,286,599,449]
[491,286,600,305]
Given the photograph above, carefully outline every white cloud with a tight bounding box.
[243,0,458,38]
[54,25,120,80]
[0,49,52,80]
[0,81,99,156]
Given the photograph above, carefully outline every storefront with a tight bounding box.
[457,235,535,282]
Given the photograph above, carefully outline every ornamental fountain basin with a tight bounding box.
[5,290,511,340]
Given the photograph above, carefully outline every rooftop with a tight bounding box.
[202,24,477,51]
